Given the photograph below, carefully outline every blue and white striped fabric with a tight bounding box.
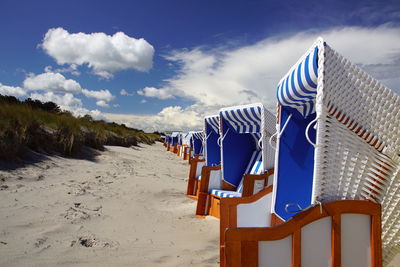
[220,104,262,133]
[211,150,263,198]
[192,131,203,140]
[276,47,318,117]
[205,115,220,134]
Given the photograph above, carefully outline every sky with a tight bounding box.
[0,0,399,132]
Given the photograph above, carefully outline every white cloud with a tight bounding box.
[23,72,115,106]
[23,72,82,93]
[29,92,82,109]
[120,89,133,96]
[96,100,109,108]
[140,99,147,104]
[82,89,114,102]
[29,91,105,120]
[44,64,80,76]
[138,25,400,115]
[102,105,204,132]
[41,27,155,78]
[137,86,174,99]
[0,83,26,97]
[113,104,120,108]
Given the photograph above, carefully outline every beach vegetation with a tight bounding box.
[0,95,159,159]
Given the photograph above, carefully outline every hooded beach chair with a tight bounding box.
[196,103,276,218]
[189,131,204,160]
[222,37,399,266]
[186,115,220,199]
[164,135,170,149]
[180,132,192,160]
[176,132,184,156]
[168,132,179,153]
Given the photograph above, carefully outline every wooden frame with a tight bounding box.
[196,170,274,219]
[176,145,182,156]
[224,200,382,267]
[186,155,205,200]
[195,164,222,216]
[183,146,192,161]
[209,171,273,219]
[219,185,274,267]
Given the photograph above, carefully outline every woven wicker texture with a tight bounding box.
[311,40,400,264]
[262,106,276,170]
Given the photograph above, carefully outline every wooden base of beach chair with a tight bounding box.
[209,195,221,218]
[207,181,236,219]
[183,147,191,161]
[186,155,205,199]
[223,200,382,267]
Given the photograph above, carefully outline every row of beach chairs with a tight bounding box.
[162,37,399,267]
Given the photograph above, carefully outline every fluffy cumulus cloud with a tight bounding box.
[95,100,109,108]
[138,25,400,117]
[0,83,26,97]
[137,86,175,99]
[120,89,134,96]
[41,27,155,78]
[82,89,114,102]
[24,72,82,93]
[21,72,115,107]
[29,92,82,109]
[28,91,105,120]
[102,105,204,132]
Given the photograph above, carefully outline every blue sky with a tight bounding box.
[0,0,399,131]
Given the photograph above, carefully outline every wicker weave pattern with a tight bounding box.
[262,106,277,170]
[312,41,400,264]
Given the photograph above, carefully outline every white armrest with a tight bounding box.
[195,161,205,177]
[237,193,272,227]
[208,169,222,192]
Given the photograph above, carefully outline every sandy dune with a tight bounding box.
[0,143,219,266]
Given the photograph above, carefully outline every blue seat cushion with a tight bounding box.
[211,189,241,198]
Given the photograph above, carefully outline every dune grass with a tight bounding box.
[0,95,160,160]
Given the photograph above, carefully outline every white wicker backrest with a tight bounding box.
[310,38,400,264]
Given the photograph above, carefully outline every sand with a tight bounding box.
[2,143,399,267]
[0,143,219,266]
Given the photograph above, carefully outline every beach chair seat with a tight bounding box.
[210,149,263,196]
[210,189,241,198]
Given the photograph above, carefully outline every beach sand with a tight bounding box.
[0,143,219,266]
[1,142,399,267]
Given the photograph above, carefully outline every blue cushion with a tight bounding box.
[196,175,201,180]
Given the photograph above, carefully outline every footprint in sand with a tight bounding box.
[70,233,119,248]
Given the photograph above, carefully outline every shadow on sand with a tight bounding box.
[0,146,102,171]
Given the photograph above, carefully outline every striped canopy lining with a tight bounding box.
[221,105,262,133]
[205,115,220,134]
[191,131,203,140]
[170,132,179,137]
[277,47,318,117]
[211,150,263,198]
